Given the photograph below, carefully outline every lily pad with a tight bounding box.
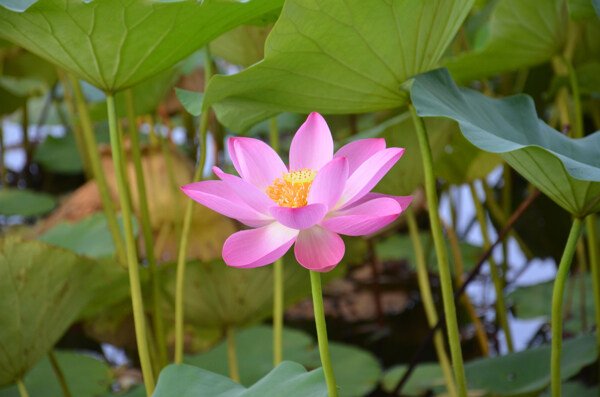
[203,0,474,132]
[0,189,56,217]
[410,68,600,217]
[444,0,566,82]
[33,132,84,174]
[153,361,327,397]
[0,0,284,92]
[185,325,381,397]
[381,363,445,395]
[0,237,102,386]
[0,351,112,397]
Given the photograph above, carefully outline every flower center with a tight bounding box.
[266,169,317,208]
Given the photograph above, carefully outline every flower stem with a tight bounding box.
[48,351,71,397]
[0,122,6,187]
[106,92,155,395]
[68,73,127,266]
[469,181,513,352]
[124,89,168,369]
[586,214,600,382]
[270,116,284,367]
[16,378,29,397]
[551,217,584,397]
[406,208,457,397]
[409,103,467,397]
[226,327,240,383]
[174,46,212,364]
[309,270,338,397]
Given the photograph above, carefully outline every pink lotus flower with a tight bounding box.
[182,113,412,272]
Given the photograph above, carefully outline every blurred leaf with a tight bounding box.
[410,68,600,217]
[0,351,112,397]
[0,189,56,216]
[0,237,101,386]
[153,361,327,397]
[444,0,566,82]
[541,381,598,397]
[204,0,474,132]
[176,88,204,117]
[381,363,445,395]
[568,0,598,20]
[0,0,284,92]
[210,24,271,67]
[33,133,83,174]
[186,325,381,397]
[577,61,600,96]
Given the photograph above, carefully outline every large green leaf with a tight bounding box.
[209,24,270,67]
[153,361,327,397]
[381,363,445,395]
[0,351,112,397]
[204,0,474,132]
[0,237,103,386]
[444,0,567,82]
[0,189,56,217]
[410,68,600,217]
[185,326,381,397]
[0,0,283,92]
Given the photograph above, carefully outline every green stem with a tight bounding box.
[16,378,29,397]
[0,122,6,187]
[561,55,583,139]
[22,102,30,166]
[409,104,467,397]
[226,327,240,383]
[174,46,212,364]
[309,270,338,397]
[269,116,284,367]
[469,181,513,352]
[48,351,71,397]
[586,214,600,383]
[68,74,127,266]
[124,89,168,369]
[106,92,155,395]
[551,217,584,397]
[406,208,457,397]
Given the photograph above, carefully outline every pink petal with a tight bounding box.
[213,166,273,215]
[228,137,287,191]
[269,203,328,230]
[289,112,333,171]
[181,181,270,227]
[223,222,298,268]
[341,192,413,212]
[294,225,345,272]
[334,138,386,175]
[337,148,405,208]
[307,157,348,210]
[322,197,403,236]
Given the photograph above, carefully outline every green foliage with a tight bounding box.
[410,68,600,217]
[204,0,474,132]
[0,0,284,91]
[0,189,56,216]
[153,361,327,397]
[33,133,84,174]
[185,326,381,397]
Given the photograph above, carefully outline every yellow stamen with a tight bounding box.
[266,169,317,208]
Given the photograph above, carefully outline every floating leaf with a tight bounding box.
[204,0,474,132]
[0,0,284,92]
[381,363,445,395]
[541,381,598,397]
[410,68,600,217]
[0,351,112,397]
[444,0,566,81]
[186,326,381,397]
[0,189,56,217]
[33,133,84,174]
[0,237,102,386]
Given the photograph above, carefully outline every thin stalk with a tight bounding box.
[561,55,583,139]
[551,217,584,397]
[270,116,284,366]
[174,46,212,364]
[124,89,168,369]
[226,327,240,382]
[310,270,338,397]
[0,122,6,187]
[106,92,155,394]
[16,378,29,397]
[443,220,489,356]
[22,102,30,166]
[406,208,457,397]
[68,74,127,266]
[469,181,513,352]
[409,103,467,397]
[586,214,600,383]
[575,238,588,330]
[48,351,71,397]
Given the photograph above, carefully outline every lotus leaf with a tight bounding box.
[0,189,56,216]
